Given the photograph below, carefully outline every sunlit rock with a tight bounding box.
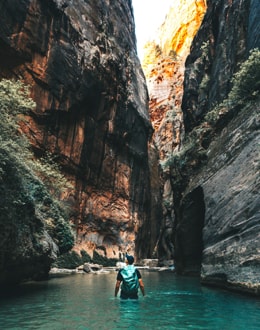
[141,0,206,264]
[0,0,151,269]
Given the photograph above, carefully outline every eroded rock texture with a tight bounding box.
[0,166,67,285]
[200,104,260,294]
[182,0,260,131]
[141,0,206,264]
[0,0,152,262]
[174,0,260,294]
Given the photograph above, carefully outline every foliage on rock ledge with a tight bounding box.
[0,79,74,255]
[161,48,260,192]
[53,249,119,269]
[205,48,260,125]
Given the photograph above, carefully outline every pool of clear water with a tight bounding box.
[0,271,259,329]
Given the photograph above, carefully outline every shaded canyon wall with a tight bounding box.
[178,0,260,294]
[143,0,259,295]
[0,0,153,268]
[148,0,259,294]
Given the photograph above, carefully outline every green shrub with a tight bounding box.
[161,49,260,202]
[53,249,116,269]
[168,49,178,60]
[30,152,73,198]
[53,250,83,269]
[228,48,260,105]
[80,250,92,263]
[199,74,210,91]
[0,79,35,176]
[92,250,119,266]
[0,78,72,197]
[50,212,74,253]
[204,48,260,126]
[0,79,35,114]
[200,40,210,61]
[0,79,74,255]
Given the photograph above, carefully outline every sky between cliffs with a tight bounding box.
[132,0,172,60]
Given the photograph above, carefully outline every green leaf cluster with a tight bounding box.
[160,48,260,209]
[52,251,83,269]
[0,79,35,179]
[228,48,260,104]
[0,79,35,114]
[205,48,260,125]
[53,249,118,269]
[0,79,74,256]
[31,152,73,198]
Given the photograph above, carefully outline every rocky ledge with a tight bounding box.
[49,259,176,278]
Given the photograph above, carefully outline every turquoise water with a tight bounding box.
[0,271,259,329]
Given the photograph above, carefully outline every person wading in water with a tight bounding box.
[114,254,145,299]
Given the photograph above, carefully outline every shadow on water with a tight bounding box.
[1,280,50,300]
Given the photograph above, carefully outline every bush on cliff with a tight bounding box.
[53,250,93,269]
[205,48,260,125]
[53,249,119,269]
[0,79,74,260]
[160,49,260,189]
[92,250,119,266]
[228,48,260,105]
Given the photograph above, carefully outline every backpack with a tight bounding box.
[120,265,139,293]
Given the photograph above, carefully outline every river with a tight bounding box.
[0,271,259,329]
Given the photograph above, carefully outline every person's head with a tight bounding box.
[125,254,134,265]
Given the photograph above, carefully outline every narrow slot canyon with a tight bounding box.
[0,0,259,298]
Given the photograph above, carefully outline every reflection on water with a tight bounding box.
[0,271,259,329]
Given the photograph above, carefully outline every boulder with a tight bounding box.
[83,263,103,273]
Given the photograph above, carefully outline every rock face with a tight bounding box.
[0,143,73,285]
[141,0,206,263]
[0,0,259,296]
[200,104,259,294]
[172,0,260,294]
[182,0,260,131]
[140,0,259,295]
[0,0,152,263]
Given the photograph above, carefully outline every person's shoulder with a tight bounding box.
[135,268,141,278]
[118,268,125,275]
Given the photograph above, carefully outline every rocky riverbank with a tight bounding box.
[49,259,175,278]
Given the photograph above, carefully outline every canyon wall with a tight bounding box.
[143,0,259,295]
[142,0,207,264]
[0,0,152,279]
[0,0,259,296]
[172,0,260,294]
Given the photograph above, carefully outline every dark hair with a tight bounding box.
[126,255,134,265]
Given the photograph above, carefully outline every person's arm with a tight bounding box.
[136,269,145,296]
[139,278,145,296]
[115,280,121,297]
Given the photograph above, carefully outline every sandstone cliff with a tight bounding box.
[0,0,152,282]
[0,0,259,296]
[166,0,259,294]
[142,0,259,295]
[179,1,260,294]
[142,0,207,263]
